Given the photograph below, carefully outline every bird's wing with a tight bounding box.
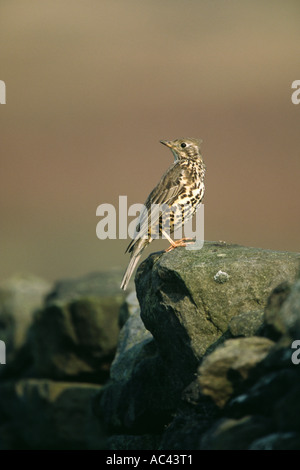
[126,161,190,252]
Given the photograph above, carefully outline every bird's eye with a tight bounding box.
[181,143,186,148]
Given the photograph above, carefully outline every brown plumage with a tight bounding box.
[120,138,206,290]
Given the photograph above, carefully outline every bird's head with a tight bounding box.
[160,138,203,161]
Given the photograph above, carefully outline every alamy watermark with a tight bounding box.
[0,80,6,104]
[291,340,300,365]
[0,340,5,365]
[291,80,300,105]
[96,196,204,250]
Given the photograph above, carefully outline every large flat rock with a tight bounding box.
[136,242,300,383]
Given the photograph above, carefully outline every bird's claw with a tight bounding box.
[165,237,195,252]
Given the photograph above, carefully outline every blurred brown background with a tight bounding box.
[0,0,299,282]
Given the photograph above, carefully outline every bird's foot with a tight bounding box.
[165,237,195,252]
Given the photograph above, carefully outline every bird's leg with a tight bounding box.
[176,237,195,244]
[165,238,196,252]
[162,229,177,249]
[162,230,195,252]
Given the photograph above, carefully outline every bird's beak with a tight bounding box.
[160,140,173,148]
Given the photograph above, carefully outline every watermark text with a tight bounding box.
[291,80,300,105]
[291,340,300,365]
[0,80,6,104]
[0,340,6,365]
[96,196,204,250]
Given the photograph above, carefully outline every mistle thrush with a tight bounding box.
[120,138,206,290]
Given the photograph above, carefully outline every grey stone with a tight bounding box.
[274,385,300,433]
[227,364,298,419]
[197,337,274,407]
[118,290,140,328]
[110,292,153,382]
[45,270,130,305]
[249,432,300,450]
[107,434,161,450]
[31,296,120,382]
[94,289,174,434]
[264,281,293,339]
[96,244,300,446]
[0,379,100,449]
[30,270,128,381]
[95,348,175,434]
[0,274,51,378]
[136,242,300,389]
[276,279,300,339]
[229,310,264,337]
[201,415,272,450]
[159,402,217,450]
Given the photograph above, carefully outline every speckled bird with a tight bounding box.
[120,138,206,290]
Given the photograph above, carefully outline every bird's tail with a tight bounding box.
[121,238,149,290]
[120,251,142,290]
